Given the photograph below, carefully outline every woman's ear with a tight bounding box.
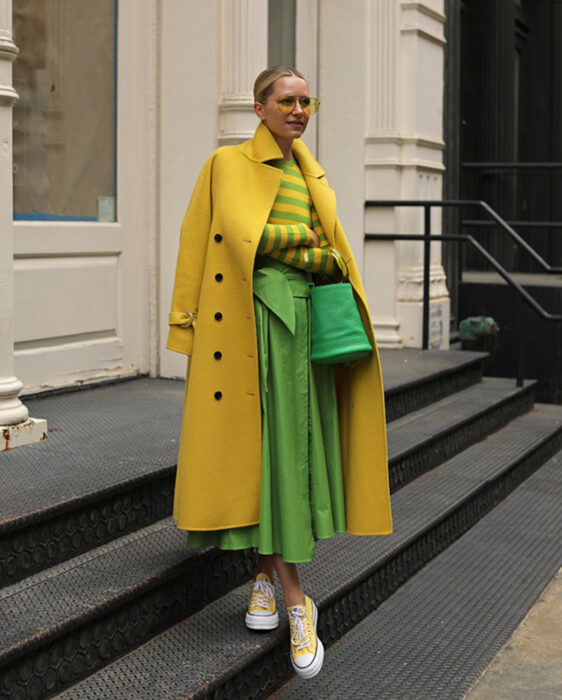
[254,102,265,121]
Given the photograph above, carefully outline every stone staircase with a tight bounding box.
[0,349,560,699]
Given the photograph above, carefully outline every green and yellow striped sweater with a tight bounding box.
[257,158,338,275]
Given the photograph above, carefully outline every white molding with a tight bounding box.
[400,2,446,24]
[219,97,254,111]
[397,265,449,301]
[372,318,403,347]
[0,35,17,60]
[0,376,28,425]
[365,159,446,172]
[365,133,445,150]
[401,26,446,47]
[0,84,17,104]
[217,131,256,145]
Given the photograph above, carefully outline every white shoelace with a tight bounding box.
[288,606,313,652]
[250,578,274,609]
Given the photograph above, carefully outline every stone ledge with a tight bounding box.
[1,418,48,451]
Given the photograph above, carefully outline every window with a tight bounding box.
[268,0,296,68]
[13,0,117,221]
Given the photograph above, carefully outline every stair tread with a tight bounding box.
[0,519,189,662]
[379,348,486,394]
[0,351,484,533]
[273,449,562,699]
[47,405,561,699]
[0,378,184,532]
[387,376,532,459]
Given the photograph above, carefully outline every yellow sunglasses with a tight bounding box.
[271,94,320,116]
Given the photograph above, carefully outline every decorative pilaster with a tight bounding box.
[218,0,267,145]
[366,0,398,137]
[0,0,47,449]
[364,0,450,349]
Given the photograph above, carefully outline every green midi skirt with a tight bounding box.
[186,259,346,562]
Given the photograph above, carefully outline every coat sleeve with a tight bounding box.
[166,154,215,355]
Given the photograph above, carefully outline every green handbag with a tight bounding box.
[310,250,373,365]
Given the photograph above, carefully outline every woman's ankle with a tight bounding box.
[284,591,306,608]
[254,555,275,582]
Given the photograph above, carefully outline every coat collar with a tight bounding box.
[241,122,325,179]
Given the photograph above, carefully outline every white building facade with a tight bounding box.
[1,0,448,446]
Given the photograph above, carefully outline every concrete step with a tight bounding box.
[39,404,561,700]
[272,448,562,699]
[0,351,488,587]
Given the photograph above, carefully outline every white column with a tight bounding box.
[0,0,47,449]
[317,0,367,269]
[364,0,449,349]
[218,0,268,146]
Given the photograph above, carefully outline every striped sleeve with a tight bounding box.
[264,206,339,275]
[257,222,311,254]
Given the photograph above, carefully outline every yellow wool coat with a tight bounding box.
[167,122,392,536]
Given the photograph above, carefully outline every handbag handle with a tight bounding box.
[330,248,350,281]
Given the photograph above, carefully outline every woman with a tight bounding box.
[167,66,392,679]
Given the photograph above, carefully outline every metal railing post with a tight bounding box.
[516,292,525,388]
[422,205,431,350]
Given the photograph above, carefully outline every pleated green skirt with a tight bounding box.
[186,259,346,562]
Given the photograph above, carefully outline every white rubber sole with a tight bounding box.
[245,610,280,631]
[290,599,325,679]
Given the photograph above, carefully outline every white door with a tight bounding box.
[12,0,151,393]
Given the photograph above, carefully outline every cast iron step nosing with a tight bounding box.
[0,463,176,538]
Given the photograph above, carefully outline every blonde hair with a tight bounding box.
[253,66,307,103]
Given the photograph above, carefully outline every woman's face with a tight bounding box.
[255,75,310,148]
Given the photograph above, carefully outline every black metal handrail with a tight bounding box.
[463,220,562,229]
[463,162,562,169]
[366,200,562,274]
[365,200,562,387]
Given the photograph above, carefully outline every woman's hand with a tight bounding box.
[307,229,321,248]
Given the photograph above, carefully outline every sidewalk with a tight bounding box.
[464,567,562,699]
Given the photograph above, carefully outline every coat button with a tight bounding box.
[214,391,222,400]
[214,233,222,242]
[214,351,222,360]
[215,273,223,282]
[214,312,223,321]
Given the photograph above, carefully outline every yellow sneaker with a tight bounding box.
[245,573,279,630]
[286,595,324,679]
